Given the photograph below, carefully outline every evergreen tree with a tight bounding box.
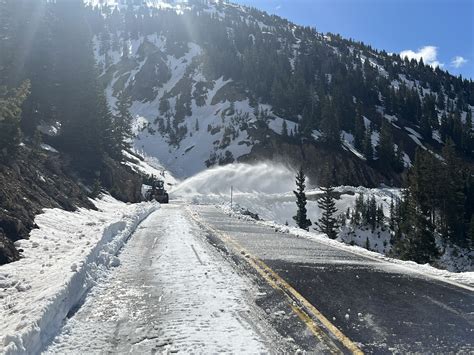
[53,0,112,173]
[293,168,312,230]
[367,195,377,229]
[394,190,439,264]
[316,185,339,239]
[392,149,444,263]
[281,119,288,137]
[354,109,365,150]
[419,110,432,140]
[300,106,314,139]
[0,81,30,159]
[376,204,385,227]
[440,112,449,142]
[377,119,396,169]
[364,126,374,161]
[439,140,466,245]
[113,90,134,156]
[319,97,340,145]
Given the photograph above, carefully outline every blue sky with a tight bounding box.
[232,0,474,79]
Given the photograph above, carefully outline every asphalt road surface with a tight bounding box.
[192,204,474,354]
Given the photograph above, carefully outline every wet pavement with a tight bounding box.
[193,204,474,354]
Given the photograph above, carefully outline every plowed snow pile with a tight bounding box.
[0,195,158,354]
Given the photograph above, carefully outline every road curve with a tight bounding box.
[192,204,474,354]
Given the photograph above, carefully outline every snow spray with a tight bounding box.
[171,162,296,197]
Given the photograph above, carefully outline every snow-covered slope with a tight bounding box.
[96,31,296,179]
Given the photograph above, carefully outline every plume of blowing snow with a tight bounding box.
[172,162,296,197]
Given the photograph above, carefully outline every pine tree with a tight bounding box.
[464,109,473,154]
[300,106,313,139]
[376,205,385,227]
[293,168,312,230]
[53,0,112,173]
[377,119,396,169]
[281,119,288,137]
[0,81,30,159]
[439,140,466,245]
[396,193,439,264]
[113,90,134,156]
[363,126,374,161]
[354,110,365,150]
[392,150,442,263]
[440,112,448,142]
[419,109,433,140]
[320,97,340,145]
[316,185,339,239]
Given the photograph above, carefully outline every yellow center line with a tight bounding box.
[187,208,364,355]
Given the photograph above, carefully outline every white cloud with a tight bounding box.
[451,56,468,68]
[275,4,282,10]
[400,46,444,68]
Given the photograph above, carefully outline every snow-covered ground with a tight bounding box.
[0,196,159,354]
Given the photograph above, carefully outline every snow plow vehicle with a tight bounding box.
[145,180,169,204]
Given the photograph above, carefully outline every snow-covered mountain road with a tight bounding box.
[44,204,290,354]
[44,203,473,354]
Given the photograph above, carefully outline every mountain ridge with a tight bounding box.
[89,0,474,183]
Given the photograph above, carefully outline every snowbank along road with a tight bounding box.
[46,202,473,354]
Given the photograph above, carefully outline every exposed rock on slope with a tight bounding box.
[0,146,94,264]
[0,144,143,265]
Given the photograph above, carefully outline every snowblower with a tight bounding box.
[145,179,169,204]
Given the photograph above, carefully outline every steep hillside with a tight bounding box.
[89,0,474,185]
[0,0,146,264]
